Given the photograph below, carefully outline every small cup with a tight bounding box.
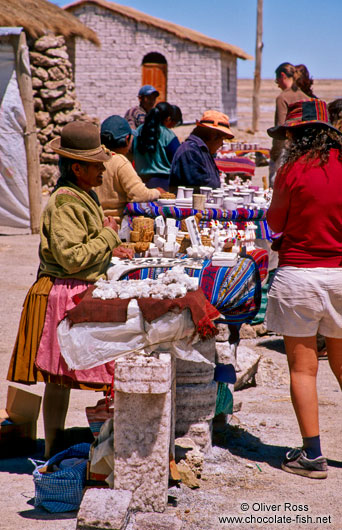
[184,188,193,198]
[193,194,206,210]
[176,186,186,199]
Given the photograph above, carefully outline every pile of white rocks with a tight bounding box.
[29,34,96,189]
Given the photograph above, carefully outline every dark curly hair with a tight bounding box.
[328,98,342,131]
[282,126,342,169]
[137,101,173,154]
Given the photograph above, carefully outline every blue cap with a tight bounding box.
[138,85,159,97]
[101,115,138,140]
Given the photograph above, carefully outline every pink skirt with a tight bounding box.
[35,278,114,385]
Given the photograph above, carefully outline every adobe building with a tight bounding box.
[66,0,252,124]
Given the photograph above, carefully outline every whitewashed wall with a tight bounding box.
[71,4,237,124]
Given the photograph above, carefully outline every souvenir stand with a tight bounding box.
[122,200,270,328]
[56,197,271,513]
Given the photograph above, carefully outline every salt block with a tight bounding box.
[215,323,230,342]
[133,511,183,530]
[175,338,216,384]
[114,353,172,512]
[176,421,213,453]
[114,353,171,394]
[76,489,132,530]
[176,381,217,423]
[215,341,237,365]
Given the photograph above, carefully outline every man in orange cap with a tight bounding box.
[170,110,234,192]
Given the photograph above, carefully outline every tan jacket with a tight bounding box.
[97,153,160,222]
[270,87,310,161]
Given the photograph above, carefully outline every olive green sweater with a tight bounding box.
[39,182,121,282]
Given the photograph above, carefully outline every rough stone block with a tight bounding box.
[215,341,237,366]
[114,391,171,512]
[114,353,172,512]
[76,489,132,530]
[176,358,214,385]
[176,421,212,453]
[240,323,257,339]
[35,110,51,128]
[175,338,216,384]
[235,346,261,391]
[114,353,171,394]
[215,323,230,342]
[133,512,183,530]
[176,381,217,423]
[30,51,60,68]
[34,35,65,52]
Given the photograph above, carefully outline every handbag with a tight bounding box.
[29,443,90,513]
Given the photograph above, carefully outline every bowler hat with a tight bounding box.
[196,110,234,139]
[49,121,111,163]
[267,99,342,140]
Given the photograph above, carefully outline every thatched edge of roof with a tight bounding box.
[66,0,253,60]
[0,0,100,45]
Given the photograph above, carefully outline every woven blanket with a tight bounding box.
[124,202,271,240]
[124,252,265,325]
[215,156,255,175]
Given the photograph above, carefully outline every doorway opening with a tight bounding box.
[142,52,167,102]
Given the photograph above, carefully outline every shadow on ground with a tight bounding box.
[257,338,286,354]
[214,424,342,472]
[213,424,288,470]
[19,506,77,521]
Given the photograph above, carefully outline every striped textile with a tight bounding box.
[215,156,255,175]
[123,252,266,324]
[124,202,271,240]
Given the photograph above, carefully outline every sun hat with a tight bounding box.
[196,110,234,139]
[101,115,138,141]
[138,85,159,97]
[267,99,342,140]
[49,121,111,163]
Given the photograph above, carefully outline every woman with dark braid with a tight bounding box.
[266,99,342,479]
[133,101,180,190]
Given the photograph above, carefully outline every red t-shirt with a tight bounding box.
[267,149,342,267]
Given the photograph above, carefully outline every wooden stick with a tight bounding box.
[252,0,264,133]
[12,31,41,234]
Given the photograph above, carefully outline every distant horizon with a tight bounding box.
[239,78,342,81]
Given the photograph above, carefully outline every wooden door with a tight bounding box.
[142,63,167,102]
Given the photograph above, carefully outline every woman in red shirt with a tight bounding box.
[266,99,342,479]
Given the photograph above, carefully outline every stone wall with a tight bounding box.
[70,4,238,124]
[29,34,95,189]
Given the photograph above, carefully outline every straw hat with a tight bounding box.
[196,110,234,139]
[267,99,342,140]
[49,121,111,163]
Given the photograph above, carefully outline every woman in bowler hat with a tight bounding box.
[7,121,133,458]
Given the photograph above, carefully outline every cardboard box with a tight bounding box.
[0,386,41,457]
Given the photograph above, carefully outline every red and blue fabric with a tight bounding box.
[124,202,271,240]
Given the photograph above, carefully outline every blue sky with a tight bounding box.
[52,0,341,79]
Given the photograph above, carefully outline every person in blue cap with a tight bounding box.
[97,115,165,225]
[124,85,159,129]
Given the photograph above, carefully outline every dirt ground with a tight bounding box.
[1,79,342,529]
